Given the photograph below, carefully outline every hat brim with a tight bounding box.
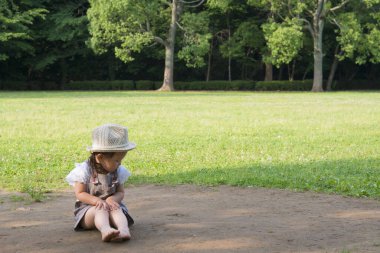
[87,142,136,153]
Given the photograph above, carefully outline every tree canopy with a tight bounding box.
[87,0,210,90]
[0,0,47,61]
[2,0,380,91]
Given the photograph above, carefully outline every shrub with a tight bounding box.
[174,81,190,90]
[1,79,319,91]
[225,80,256,90]
[110,80,134,90]
[0,81,29,90]
[174,80,255,91]
[64,81,92,90]
[153,81,162,90]
[64,80,134,90]
[255,80,313,91]
[135,80,154,90]
[92,81,111,90]
[334,79,380,90]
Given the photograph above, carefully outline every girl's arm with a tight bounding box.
[105,184,125,209]
[74,182,108,210]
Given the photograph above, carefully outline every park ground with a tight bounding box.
[1,91,380,252]
[1,184,379,253]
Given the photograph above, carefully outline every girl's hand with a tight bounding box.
[94,198,109,211]
[106,197,120,211]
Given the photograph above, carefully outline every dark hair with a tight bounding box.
[88,152,115,175]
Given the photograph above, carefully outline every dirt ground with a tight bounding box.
[0,185,379,253]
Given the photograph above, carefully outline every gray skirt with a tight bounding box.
[73,201,134,230]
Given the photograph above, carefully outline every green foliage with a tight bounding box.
[333,4,380,65]
[334,79,380,90]
[0,0,47,60]
[10,195,26,202]
[21,184,45,202]
[0,80,28,90]
[220,20,264,63]
[3,0,380,87]
[87,0,158,61]
[178,12,211,68]
[64,80,134,90]
[33,54,59,71]
[63,80,165,91]
[174,80,255,90]
[335,13,366,64]
[366,28,380,63]
[135,80,155,90]
[5,79,380,91]
[174,80,310,91]
[87,0,210,69]
[207,0,233,10]
[30,0,90,73]
[45,3,88,42]
[114,32,155,63]
[253,0,380,91]
[63,80,256,91]
[363,0,380,7]
[255,80,313,91]
[262,20,303,67]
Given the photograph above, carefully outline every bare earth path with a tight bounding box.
[0,185,379,253]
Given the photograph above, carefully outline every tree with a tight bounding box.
[207,0,244,81]
[212,0,277,82]
[0,0,47,61]
[262,20,304,73]
[29,0,89,86]
[177,11,211,69]
[250,0,370,92]
[219,20,265,80]
[87,0,209,91]
[326,2,380,90]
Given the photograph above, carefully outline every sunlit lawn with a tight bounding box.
[1,91,379,198]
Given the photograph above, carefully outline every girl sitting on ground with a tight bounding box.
[66,123,135,242]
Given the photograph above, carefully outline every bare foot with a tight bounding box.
[117,229,131,241]
[101,228,120,242]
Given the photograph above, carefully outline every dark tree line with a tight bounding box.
[1,0,380,91]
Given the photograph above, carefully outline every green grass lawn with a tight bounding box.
[0,91,379,199]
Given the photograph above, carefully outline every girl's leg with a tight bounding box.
[81,207,120,242]
[109,208,131,240]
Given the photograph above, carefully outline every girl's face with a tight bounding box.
[96,152,127,173]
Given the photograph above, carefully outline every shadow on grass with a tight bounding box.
[130,158,380,199]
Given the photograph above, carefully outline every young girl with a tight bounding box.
[66,123,135,242]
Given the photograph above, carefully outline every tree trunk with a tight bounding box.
[206,38,213,82]
[108,54,116,81]
[60,58,68,90]
[227,13,232,82]
[311,2,324,92]
[302,64,311,80]
[278,65,283,80]
[312,36,323,92]
[291,60,296,81]
[27,66,33,81]
[326,45,340,91]
[158,0,178,91]
[159,44,175,91]
[264,62,273,81]
[288,60,296,81]
[26,66,33,90]
[348,67,358,81]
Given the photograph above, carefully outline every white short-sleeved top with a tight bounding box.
[65,161,131,187]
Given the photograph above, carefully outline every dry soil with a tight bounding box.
[0,185,379,253]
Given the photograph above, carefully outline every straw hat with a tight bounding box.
[87,123,136,152]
